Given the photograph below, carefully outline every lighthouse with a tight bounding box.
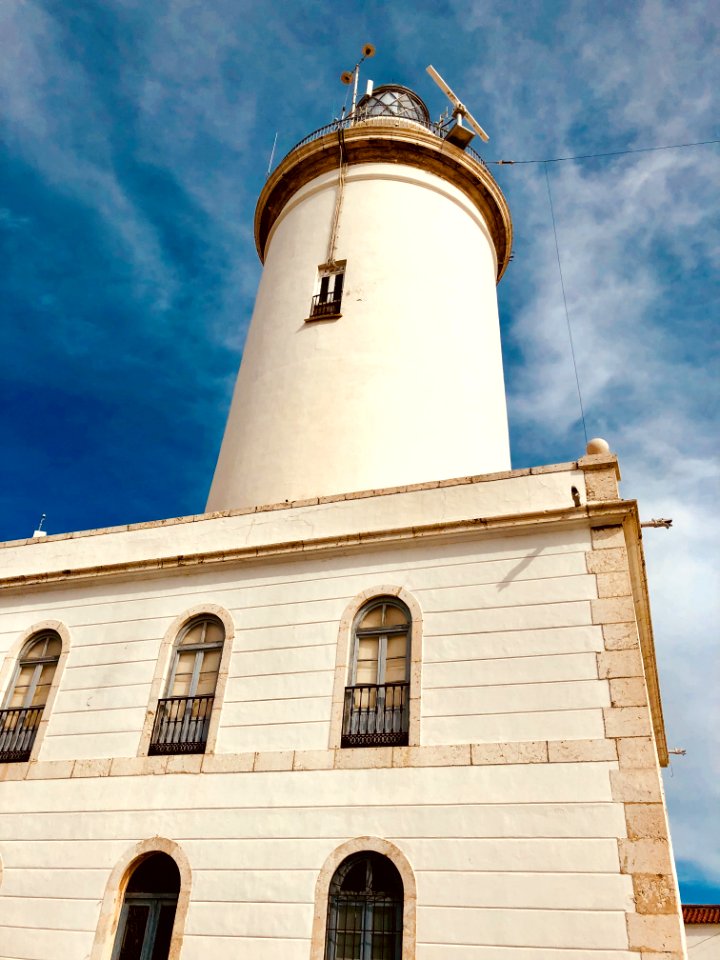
[207,78,513,511]
[0,62,689,960]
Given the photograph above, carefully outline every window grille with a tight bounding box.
[310,265,345,320]
[325,852,403,960]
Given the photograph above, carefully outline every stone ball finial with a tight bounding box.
[586,437,610,455]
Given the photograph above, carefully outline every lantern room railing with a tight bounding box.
[149,695,214,755]
[0,706,44,762]
[341,682,409,748]
[282,113,488,171]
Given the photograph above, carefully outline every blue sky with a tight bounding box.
[1,0,718,903]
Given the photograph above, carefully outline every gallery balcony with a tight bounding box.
[341,682,409,748]
[148,695,214,755]
[0,706,44,763]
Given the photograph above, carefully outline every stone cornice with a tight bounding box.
[255,121,513,281]
[0,500,627,591]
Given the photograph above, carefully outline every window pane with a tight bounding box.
[42,636,62,658]
[384,636,407,683]
[117,904,150,960]
[382,606,407,627]
[203,620,224,645]
[22,638,50,662]
[8,664,36,708]
[195,649,221,697]
[356,638,378,685]
[336,901,363,959]
[170,651,196,697]
[359,607,383,630]
[31,661,58,707]
[179,621,205,645]
[150,904,177,960]
[179,618,224,647]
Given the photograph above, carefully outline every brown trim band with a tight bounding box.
[255,122,513,281]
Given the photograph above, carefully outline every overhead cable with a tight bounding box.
[492,138,720,166]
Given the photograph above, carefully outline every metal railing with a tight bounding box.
[341,682,409,748]
[281,113,488,172]
[310,293,343,319]
[149,695,214,755]
[0,706,44,762]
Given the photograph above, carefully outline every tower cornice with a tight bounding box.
[255,120,513,281]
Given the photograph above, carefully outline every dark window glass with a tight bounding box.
[111,854,180,960]
[117,905,150,960]
[150,906,176,960]
[326,853,403,960]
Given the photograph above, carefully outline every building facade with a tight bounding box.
[0,81,688,959]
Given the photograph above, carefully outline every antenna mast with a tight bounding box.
[340,43,376,116]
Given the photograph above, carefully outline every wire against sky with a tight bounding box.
[492,137,720,165]
[544,162,589,448]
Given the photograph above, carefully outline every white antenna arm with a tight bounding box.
[426,65,461,109]
[426,64,490,142]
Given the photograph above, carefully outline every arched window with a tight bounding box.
[342,598,410,748]
[111,853,180,960]
[325,852,403,960]
[149,616,224,755]
[0,632,61,762]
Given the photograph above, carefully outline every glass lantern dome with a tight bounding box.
[356,84,430,124]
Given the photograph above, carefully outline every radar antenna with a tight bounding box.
[426,64,489,145]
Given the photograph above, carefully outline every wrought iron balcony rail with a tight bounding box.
[283,113,488,172]
[0,706,44,762]
[310,293,343,319]
[149,695,214,755]
[342,682,409,748]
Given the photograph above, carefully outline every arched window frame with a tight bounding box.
[138,604,235,758]
[310,837,416,960]
[90,838,191,960]
[329,587,422,750]
[326,851,403,960]
[0,621,70,763]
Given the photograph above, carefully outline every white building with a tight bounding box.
[0,81,688,959]
[683,906,720,957]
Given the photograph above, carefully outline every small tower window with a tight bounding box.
[309,262,345,321]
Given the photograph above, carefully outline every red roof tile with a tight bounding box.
[683,905,720,924]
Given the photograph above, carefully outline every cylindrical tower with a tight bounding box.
[207,84,513,511]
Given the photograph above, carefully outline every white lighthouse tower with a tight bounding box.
[207,78,513,511]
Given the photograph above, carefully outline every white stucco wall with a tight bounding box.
[0,764,636,960]
[686,925,720,958]
[1,524,602,761]
[207,160,511,511]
